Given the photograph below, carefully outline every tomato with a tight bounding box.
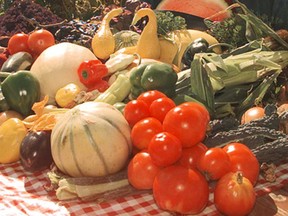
[28,29,55,55]
[148,132,182,167]
[127,152,161,190]
[123,100,150,127]
[137,90,167,107]
[131,117,163,150]
[214,172,256,216]
[179,102,210,124]
[153,165,209,214]
[223,143,260,185]
[197,147,231,181]
[163,104,208,148]
[241,106,265,124]
[149,97,176,122]
[177,142,208,169]
[7,33,31,55]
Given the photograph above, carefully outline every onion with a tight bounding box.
[241,106,265,124]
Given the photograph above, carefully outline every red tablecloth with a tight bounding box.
[1,161,288,216]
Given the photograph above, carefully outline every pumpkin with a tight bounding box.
[113,30,140,51]
[30,42,97,105]
[51,101,132,177]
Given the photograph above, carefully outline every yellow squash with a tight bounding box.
[0,118,27,164]
[91,8,123,60]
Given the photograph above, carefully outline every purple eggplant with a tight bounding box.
[20,130,53,172]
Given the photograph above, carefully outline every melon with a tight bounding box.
[156,0,231,21]
[51,101,132,177]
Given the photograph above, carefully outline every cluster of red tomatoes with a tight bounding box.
[123,90,259,215]
[7,29,55,58]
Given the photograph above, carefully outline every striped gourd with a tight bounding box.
[51,101,132,177]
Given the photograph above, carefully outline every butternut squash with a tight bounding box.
[91,8,123,60]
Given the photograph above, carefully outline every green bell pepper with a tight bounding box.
[129,62,178,99]
[0,88,9,112]
[0,70,41,116]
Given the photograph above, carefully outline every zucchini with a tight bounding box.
[1,51,33,72]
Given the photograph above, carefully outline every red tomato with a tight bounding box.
[28,29,55,55]
[148,132,182,167]
[123,100,150,127]
[197,147,231,181]
[149,97,176,122]
[223,143,260,185]
[153,165,209,214]
[179,102,210,124]
[177,142,208,169]
[163,104,208,148]
[131,117,163,150]
[214,172,256,216]
[137,90,167,107]
[7,33,31,55]
[128,152,161,190]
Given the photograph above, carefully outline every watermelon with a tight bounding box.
[156,0,231,21]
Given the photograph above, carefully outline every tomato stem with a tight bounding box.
[236,172,243,184]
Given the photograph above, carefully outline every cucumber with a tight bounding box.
[1,51,33,72]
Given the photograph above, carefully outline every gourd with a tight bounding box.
[91,8,123,60]
[131,8,161,59]
[30,42,97,105]
[113,30,140,51]
[51,101,132,177]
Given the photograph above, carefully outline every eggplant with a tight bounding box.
[181,38,209,67]
[20,130,53,172]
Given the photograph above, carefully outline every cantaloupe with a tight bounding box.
[51,101,132,177]
[156,0,231,21]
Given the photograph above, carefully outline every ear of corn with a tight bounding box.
[178,39,288,119]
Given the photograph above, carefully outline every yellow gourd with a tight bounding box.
[131,8,161,59]
[92,8,123,60]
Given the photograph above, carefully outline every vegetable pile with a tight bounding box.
[0,0,288,215]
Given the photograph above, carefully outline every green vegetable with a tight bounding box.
[155,11,187,36]
[205,1,288,50]
[0,70,41,116]
[176,40,288,119]
[0,88,9,112]
[129,62,178,99]
[94,74,131,105]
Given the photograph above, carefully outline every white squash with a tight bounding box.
[30,42,97,104]
[51,101,132,177]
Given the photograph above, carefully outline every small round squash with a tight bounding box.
[51,101,132,177]
[30,42,97,105]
